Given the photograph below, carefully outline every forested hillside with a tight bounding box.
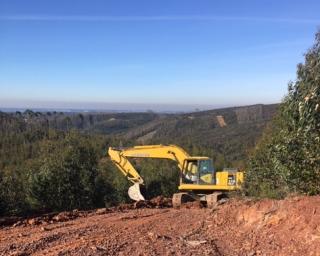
[148,104,278,169]
[0,104,277,216]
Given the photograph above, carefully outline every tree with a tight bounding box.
[0,167,29,215]
[245,30,320,197]
[28,132,100,211]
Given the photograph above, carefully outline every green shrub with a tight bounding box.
[28,132,100,211]
[245,31,320,197]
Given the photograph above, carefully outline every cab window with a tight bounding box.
[198,160,214,175]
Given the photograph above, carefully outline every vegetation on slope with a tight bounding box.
[245,31,320,198]
[0,103,276,216]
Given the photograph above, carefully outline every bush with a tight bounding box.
[245,31,320,197]
[0,167,29,215]
[28,132,101,211]
[138,159,180,199]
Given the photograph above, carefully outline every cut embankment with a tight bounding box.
[206,195,320,255]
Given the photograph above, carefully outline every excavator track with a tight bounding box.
[172,193,188,208]
[172,192,197,208]
[206,192,222,208]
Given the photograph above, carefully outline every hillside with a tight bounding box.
[132,104,279,167]
[0,103,278,216]
[0,103,278,169]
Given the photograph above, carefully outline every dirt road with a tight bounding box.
[1,196,319,256]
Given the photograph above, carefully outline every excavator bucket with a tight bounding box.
[128,183,145,201]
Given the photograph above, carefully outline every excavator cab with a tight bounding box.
[182,158,215,185]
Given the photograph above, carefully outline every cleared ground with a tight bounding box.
[0,196,319,256]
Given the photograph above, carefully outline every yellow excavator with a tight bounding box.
[108,144,243,208]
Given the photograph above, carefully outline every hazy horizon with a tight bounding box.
[0,97,281,113]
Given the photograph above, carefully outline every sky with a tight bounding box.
[0,0,319,111]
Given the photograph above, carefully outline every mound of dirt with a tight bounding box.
[110,196,172,212]
[206,195,320,255]
[0,195,319,255]
[8,210,94,228]
[2,196,173,229]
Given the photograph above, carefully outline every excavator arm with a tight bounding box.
[108,147,144,184]
[108,145,191,201]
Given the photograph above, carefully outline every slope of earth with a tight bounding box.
[0,195,319,256]
[0,104,278,171]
